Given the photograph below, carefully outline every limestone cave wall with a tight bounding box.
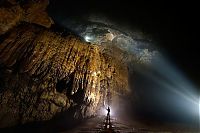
[0,0,128,128]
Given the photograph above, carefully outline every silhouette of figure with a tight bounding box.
[107,106,110,116]
[106,106,111,127]
[103,107,116,132]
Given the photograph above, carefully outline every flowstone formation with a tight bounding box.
[0,0,128,128]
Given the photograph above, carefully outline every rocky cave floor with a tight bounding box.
[0,114,198,133]
[67,116,198,133]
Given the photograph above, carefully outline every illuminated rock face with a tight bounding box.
[0,23,128,127]
[0,0,53,35]
[0,0,128,128]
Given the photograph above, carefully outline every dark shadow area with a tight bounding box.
[0,106,85,133]
[56,79,69,93]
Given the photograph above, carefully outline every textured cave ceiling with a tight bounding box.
[0,0,199,132]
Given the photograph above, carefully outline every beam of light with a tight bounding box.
[52,15,199,125]
[199,97,200,127]
[100,106,115,116]
[133,55,199,125]
[84,35,93,42]
[99,107,108,116]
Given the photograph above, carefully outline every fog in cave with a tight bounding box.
[0,0,199,132]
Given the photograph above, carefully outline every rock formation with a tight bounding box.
[0,0,53,35]
[0,0,128,129]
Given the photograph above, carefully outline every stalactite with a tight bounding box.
[0,23,128,128]
[0,0,129,128]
